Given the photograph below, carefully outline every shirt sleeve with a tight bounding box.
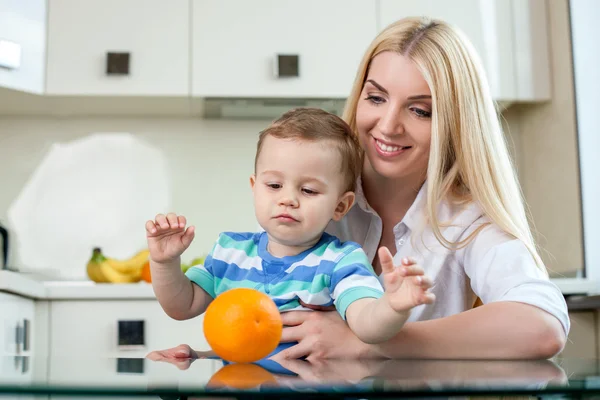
[185,238,219,298]
[461,219,570,336]
[329,247,384,320]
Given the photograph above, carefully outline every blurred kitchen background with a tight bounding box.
[0,0,599,373]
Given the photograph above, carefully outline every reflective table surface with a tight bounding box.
[1,354,599,398]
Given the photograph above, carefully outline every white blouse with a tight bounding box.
[325,180,570,335]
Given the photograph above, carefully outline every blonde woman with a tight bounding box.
[277,17,569,360]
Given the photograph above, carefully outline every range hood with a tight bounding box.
[201,97,347,120]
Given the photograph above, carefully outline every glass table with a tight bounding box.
[1,354,599,398]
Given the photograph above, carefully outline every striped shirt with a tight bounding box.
[185,231,384,319]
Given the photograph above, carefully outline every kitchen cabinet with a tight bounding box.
[0,291,35,395]
[47,299,213,388]
[191,0,378,99]
[0,0,47,94]
[48,299,208,358]
[45,0,190,96]
[378,0,551,103]
[0,291,34,357]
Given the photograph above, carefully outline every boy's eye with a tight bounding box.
[302,188,318,195]
[267,183,281,189]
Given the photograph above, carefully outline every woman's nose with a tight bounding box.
[378,106,405,137]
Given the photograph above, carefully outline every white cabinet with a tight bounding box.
[0,291,34,357]
[47,299,213,387]
[48,300,208,357]
[45,0,190,96]
[0,0,47,94]
[0,292,35,390]
[192,0,377,98]
[378,0,550,103]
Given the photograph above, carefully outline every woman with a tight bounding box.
[275,16,569,360]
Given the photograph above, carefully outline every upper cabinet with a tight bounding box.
[191,0,378,99]
[0,0,552,108]
[378,0,551,103]
[45,0,190,96]
[0,0,47,94]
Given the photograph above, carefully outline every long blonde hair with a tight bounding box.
[343,17,546,272]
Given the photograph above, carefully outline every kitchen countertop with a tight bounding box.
[0,270,156,300]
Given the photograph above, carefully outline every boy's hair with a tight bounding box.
[255,108,363,193]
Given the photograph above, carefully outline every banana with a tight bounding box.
[106,249,150,275]
[86,248,148,284]
[87,248,109,283]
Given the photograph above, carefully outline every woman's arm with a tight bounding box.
[279,301,565,360]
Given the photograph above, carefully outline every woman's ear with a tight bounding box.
[332,191,356,221]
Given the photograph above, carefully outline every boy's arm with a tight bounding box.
[151,257,212,320]
[332,247,434,344]
[345,296,410,344]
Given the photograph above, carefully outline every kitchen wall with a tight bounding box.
[0,117,268,269]
[0,0,583,279]
[500,0,583,279]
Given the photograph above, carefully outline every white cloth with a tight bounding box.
[325,179,570,335]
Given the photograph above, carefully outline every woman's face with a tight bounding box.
[356,51,433,182]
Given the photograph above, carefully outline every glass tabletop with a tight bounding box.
[1,354,599,398]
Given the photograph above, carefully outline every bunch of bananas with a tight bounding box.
[86,247,150,284]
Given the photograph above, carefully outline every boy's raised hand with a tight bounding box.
[378,246,435,313]
[146,213,195,264]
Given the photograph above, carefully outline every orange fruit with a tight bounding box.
[141,261,151,283]
[207,363,277,389]
[203,288,282,363]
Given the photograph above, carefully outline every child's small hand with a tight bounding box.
[378,246,435,313]
[146,213,195,264]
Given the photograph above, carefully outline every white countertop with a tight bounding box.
[0,270,157,300]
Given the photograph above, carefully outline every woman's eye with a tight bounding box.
[365,95,385,105]
[411,107,432,118]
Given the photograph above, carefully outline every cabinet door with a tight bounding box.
[192,0,377,98]
[48,299,214,387]
[0,292,35,387]
[46,0,190,96]
[0,0,46,94]
[378,0,517,101]
[49,300,208,357]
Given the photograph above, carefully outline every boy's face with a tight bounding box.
[250,135,355,248]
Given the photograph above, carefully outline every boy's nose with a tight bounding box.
[278,194,298,207]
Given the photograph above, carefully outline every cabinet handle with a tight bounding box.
[22,319,30,352]
[117,320,145,350]
[14,322,22,355]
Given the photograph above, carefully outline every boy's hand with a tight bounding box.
[379,246,435,313]
[146,213,195,264]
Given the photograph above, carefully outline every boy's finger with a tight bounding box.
[166,213,179,229]
[181,226,195,247]
[421,292,436,304]
[178,215,187,229]
[401,264,425,276]
[155,214,169,229]
[416,275,433,289]
[401,257,417,266]
[145,220,157,234]
[378,246,395,274]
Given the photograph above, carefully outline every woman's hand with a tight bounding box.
[277,309,374,360]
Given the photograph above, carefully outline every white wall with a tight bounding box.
[0,117,267,273]
[570,0,600,284]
